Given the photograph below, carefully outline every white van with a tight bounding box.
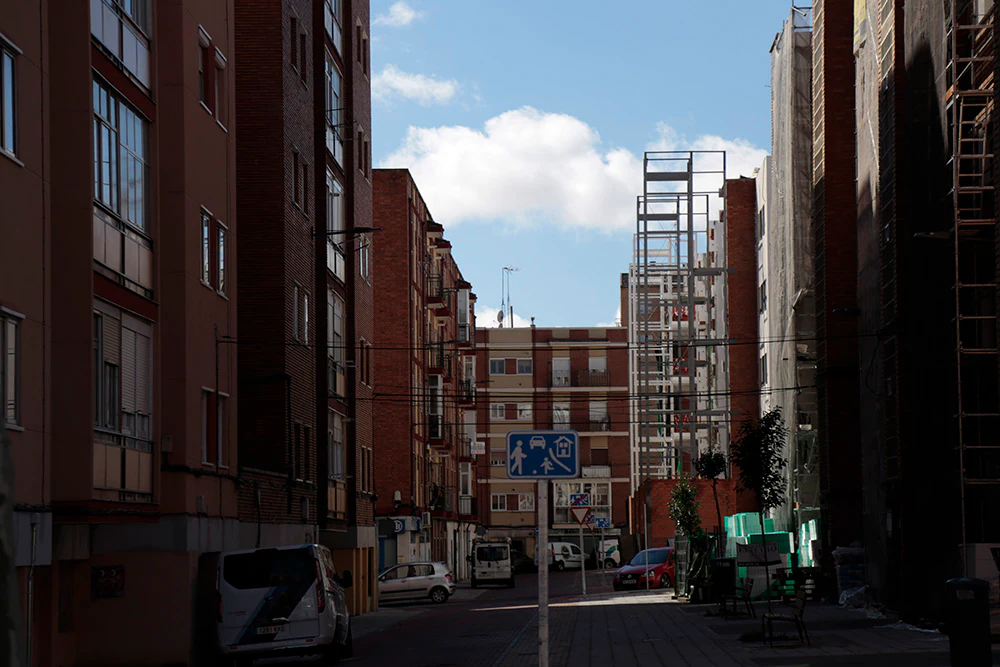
[469,539,514,588]
[217,544,353,666]
[535,541,585,571]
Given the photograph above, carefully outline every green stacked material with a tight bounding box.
[797,519,819,567]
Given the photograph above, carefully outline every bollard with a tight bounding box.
[943,578,991,666]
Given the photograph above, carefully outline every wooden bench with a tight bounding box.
[761,588,809,646]
[721,577,755,619]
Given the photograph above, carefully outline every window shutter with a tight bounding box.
[103,313,120,363]
[121,327,136,412]
[136,332,150,413]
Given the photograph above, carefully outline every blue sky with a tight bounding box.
[371,0,793,327]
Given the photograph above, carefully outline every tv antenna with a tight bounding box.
[500,266,519,327]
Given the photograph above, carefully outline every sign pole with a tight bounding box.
[579,521,586,596]
[600,525,605,571]
[538,480,549,667]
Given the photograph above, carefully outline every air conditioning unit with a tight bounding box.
[421,511,432,527]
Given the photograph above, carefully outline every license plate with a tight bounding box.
[480,572,493,578]
[256,624,285,635]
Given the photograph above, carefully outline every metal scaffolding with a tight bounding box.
[946,0,1000,569]
[628,151,729,493]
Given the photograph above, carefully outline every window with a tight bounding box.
[491,493,507,512]
[759,280,767,313]
[324,0,342,53]
[553,481,611,524]
[357,129,365,174]
[517,403,532,420]
[460,463,471,495]
[490,458,505,467]
[90,0,151,87]
[200,390,211,463]
[363,32,370,75]
[217,222,227,294]
[292,151,301,206]
[326,173,345,279]
[200,211,211,283]
[217,394,227,466]
[760,353,768,386]
[360,234,370,281]
[363,137,371,178]
[198,44,206,103]
[518,493,534,512]
[299,32,307,82]
[293,423,302,480]
[553,402,570,429]
[94,306,151,440]
[214,51,227,123]
[93,78,149,230]
[490,403,506,420]
[329,411,345,478]
[590,400,609,431]
[1,314,19,425]
[293,285,300,341]
[290,16,298,68]
[552,357,569,386]
[301,159,309,216]
[489,359,505,375]
[516,358,532,375]
[301,290,309,344]
[324,55,344,165]
[1,42,17,155]
[328,290,345,396]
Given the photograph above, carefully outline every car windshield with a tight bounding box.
[629,549,670,566]
[223,547,315,590]
[476,546,509,561]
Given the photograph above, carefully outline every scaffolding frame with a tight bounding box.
[946,0,1000,573]
[628,151,730,497]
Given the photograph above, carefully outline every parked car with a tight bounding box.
[378,561,456,604]
[470,539,515,587]
[535,541,586,571]
[216,544,353,666]
[511,548,537,574]
[593,539,621,569]
[612,547,675,591]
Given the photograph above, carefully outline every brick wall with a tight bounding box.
[632,478,738,544]
[725,178,759,514]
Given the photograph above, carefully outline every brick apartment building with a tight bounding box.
[234,0,377,615]
[372,169,480,579]
[475,326,630,556]
[0,0,239,663]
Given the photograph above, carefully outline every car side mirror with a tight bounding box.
[341,570,354,589]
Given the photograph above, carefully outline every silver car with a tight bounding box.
[377,561,456,604]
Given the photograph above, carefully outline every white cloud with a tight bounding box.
[372,65,458,107]
[373,1,422,27]
[380,107,766,232]
[596,305,622,328]
[476,304,532,329]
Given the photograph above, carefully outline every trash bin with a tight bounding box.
[943,578,991,666]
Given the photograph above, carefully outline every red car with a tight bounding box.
[612,547,675,591]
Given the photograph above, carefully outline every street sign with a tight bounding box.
[570,507,592,525]
[736,541,781,566]
[594,517,612,529]
[506,431,580,479]
[392,519,404,534]
[471,440,486,456]
[570,493,590,507]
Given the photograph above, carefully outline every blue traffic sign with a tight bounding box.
[594,517,612,529]
[570,493,590,506]
[506,431,580,479]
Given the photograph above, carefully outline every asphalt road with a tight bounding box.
[349,570,596,667]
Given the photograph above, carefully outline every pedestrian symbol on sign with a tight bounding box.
[510,440,528,475]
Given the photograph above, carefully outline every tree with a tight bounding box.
[729,408,789,612]
[667,476,702,537]
[694,450,727,541]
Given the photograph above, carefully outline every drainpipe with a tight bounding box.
[26,512,39,667]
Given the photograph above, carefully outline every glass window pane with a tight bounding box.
[218,227,226,292]
[4,319,16,423]
[2,52,15,153]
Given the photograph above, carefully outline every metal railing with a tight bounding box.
[582,465,611,478]
[426,273,444,301]
[569,418,613,432]
[575,370,611,387]
[458,379,476,403]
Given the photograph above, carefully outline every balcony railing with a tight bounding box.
[458,379,476,404]
[93,427,154,503]
[568,418,612,433]
[426,274,444,302]
[575,370,611,387]
[428,415,453,448]
[582,465,611,478]
[457,323,473,344]
[551,370,570,387]
[459,495,477,516]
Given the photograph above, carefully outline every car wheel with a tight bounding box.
[429,586,449,603]
[660,573,672,589]
[604,559,617,569]
[555,561,565,572]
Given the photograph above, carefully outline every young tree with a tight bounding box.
[694,450,727,541]
[729,408,789,612]
[667,476,702,537]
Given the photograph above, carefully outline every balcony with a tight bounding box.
[426,274,444,305]
[582,465,611,479]
[550,369,612,388]
[93,428,153,503]
[458,379,476,405]
[575,370,610,387]
[427,345,453,378]
[429,485,454,513]
[428,414,453,450]
[459,495,477,517]
[457,323,474,346]
[568,418,613,433]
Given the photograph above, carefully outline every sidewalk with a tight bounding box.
[496,589,999,666]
